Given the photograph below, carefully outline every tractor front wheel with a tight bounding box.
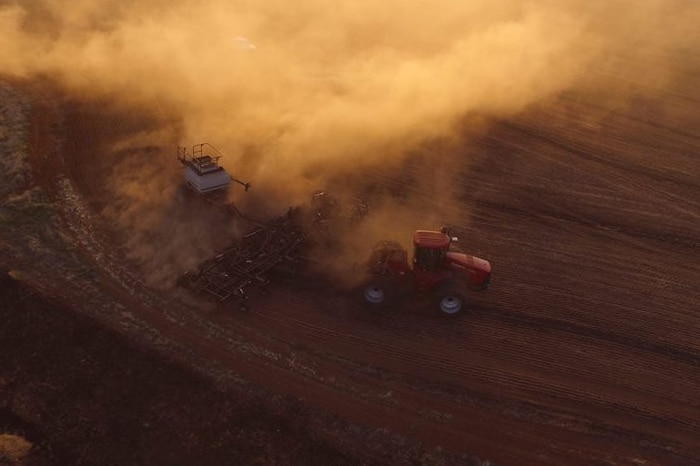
[434,284,467,317]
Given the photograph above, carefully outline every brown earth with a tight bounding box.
[1,46,700,466]
[0,270,394,466]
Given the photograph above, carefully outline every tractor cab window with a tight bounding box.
[413,247,445,272]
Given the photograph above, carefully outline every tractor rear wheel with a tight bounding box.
[360,275,396,308]
[434,283,467,317]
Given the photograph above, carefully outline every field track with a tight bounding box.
[12,55,700,465]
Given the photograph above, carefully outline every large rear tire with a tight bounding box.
[360,275,396,308]
[434,283,467,317]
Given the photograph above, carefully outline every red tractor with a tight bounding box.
[360,228,491,316]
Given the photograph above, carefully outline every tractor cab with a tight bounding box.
[412,230,452,291]
[412,228,492,291]
[413,230,451,271]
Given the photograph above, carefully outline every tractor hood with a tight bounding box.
[445,252,492,290]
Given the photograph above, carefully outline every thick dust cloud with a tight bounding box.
[2,0,698,283]
[4,1,698,166]
[0,2,635,184]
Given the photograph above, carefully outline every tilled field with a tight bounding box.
[2,49,700,466]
